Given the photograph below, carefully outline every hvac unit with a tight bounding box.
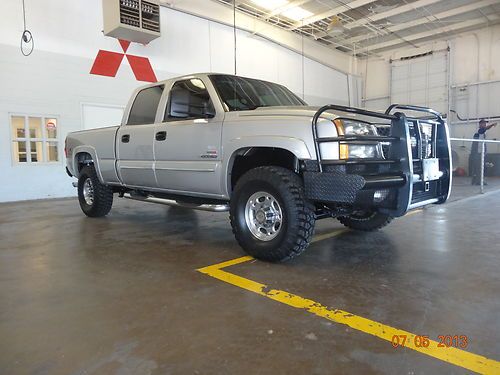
[102,0,161,44]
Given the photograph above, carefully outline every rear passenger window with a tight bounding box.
[127,85,164,125]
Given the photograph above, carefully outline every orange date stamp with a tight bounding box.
[391,334,468,349]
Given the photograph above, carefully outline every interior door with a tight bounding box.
[154,78,223,196]
[116,85,164,188]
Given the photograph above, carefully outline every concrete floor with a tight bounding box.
[448,176,500,202]
[1,189,499,374]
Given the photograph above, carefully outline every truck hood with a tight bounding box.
[236,106,327,119]
[234,106,389,124]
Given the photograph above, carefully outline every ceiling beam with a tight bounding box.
[344,0,442,30]
[365,14,500,51]
[344,0,500,44]
[288,0,378,30]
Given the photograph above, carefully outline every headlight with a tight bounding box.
[348,145,379,159]
[342,120,377,135]
[333,119,381,159]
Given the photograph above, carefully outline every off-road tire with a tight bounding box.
[338,210,393,231]
[230,166,315,262]
[78,165,113,217]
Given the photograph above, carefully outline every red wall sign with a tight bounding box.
[90,39,157,83]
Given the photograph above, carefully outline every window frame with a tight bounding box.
[9,113,61,166]
[126,84,165,126]
[164,78,215,122]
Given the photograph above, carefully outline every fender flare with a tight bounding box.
[72,145,105,183]
[221,136,312,197]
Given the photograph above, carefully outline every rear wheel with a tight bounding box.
[78,165,113,217]
[338,210,392,231]
[230,166,315,262]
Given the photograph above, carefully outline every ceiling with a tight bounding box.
[213,0,500,57]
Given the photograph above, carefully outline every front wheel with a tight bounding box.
[338,210,392,231]
[78,165,113,217]
[230,166,315,262]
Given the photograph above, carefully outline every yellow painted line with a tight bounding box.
[404,208,424,217]
[198,231,500,374]
[312,228,350,243]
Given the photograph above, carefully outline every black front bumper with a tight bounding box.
[306,104,452,217]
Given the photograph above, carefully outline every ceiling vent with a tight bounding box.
[102,0,161,44]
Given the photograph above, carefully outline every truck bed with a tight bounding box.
[66,126,120,183]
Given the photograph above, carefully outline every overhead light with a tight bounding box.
[251,0,288,11]
[326,16,344,35]
[281,6,313,21]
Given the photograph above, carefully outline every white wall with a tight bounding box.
[359,25,500,169]
[0,0,353,202]
[164,0,354,75]
[360,25,500,124]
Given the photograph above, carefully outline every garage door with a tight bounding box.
[391,50,449,115]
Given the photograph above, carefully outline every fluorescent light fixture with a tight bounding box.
[251,0,288,11]
[281,6,313,21]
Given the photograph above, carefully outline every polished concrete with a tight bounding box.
[1,189,499,374]
[448,176,500,201]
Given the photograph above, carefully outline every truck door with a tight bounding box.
[116,84,164,188]
[154,78,223,196]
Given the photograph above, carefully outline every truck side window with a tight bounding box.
[127,85,164,125]
[165,79,215,121]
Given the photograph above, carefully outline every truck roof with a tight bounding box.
[140,72,289,89]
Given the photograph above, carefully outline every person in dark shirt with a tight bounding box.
[469,119,497,185]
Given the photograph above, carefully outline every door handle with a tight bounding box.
[121,134,130,143]
[155,131,167,141]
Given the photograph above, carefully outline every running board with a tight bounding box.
[123,193,230,212]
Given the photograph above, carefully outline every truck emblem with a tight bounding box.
[201,150,218,159]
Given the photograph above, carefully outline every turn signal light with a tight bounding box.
[333,119,349,159]
[339,144,349,159]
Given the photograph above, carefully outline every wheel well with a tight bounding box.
[230,148,299,190]
[75,152,93,173]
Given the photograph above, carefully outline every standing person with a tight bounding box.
[469,119,497,185]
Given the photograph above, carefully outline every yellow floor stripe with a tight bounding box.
[198,233,500,374]
[311,228,350,243]
[404,208,424,217]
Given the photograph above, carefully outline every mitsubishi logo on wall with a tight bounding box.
[90,39,157,82]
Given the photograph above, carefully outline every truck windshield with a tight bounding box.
[210,74,307,111]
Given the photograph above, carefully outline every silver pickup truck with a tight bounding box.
[65,73,452,262]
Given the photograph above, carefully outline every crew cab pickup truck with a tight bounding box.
[66,73,452,262]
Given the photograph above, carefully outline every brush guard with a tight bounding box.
[304,104,452,217]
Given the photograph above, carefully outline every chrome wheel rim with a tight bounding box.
[83,178,94,206]
[244,191,283,241]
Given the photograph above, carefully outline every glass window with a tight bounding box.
[209,74,307,111]
[127,85,164,125]
[10,115,59,164]
[29,117,43,138]
[12,141,27,163]
[48,142,59,162]
[165,79,214,121]
[46,118,57,139]
[11,116,25,138]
